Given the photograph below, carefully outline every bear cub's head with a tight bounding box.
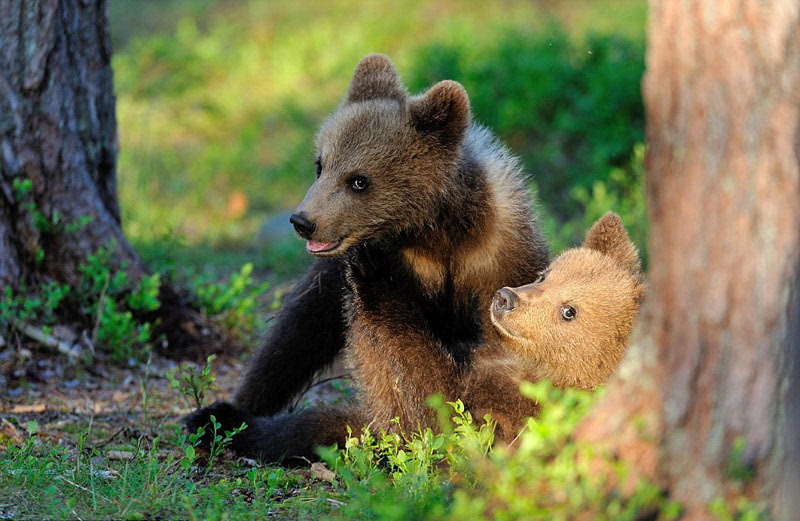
[490,212,644,389]
[290,54,470,256]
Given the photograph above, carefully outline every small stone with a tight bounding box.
[310,462,336,482]
[52,325,77,343]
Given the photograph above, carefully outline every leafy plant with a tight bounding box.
[317,381,680,521]
[203,415,248,471]
[192,263,269,337]
[166,354,219,409]
[0,282,70,338]
[709,497,767,521]
[726,436,756,483]
[76,244,162,362]
[93,298,153,363]
[0,242,160,363]
[176,413,248,474]
[12,177,93,238]
[11,178,48,235]
[317,399,494,519]
[128,273,162,312]
[177,425,203,473]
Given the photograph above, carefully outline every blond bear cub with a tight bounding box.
[463,212,644,438]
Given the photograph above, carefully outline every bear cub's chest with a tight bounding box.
[343,248,485,366]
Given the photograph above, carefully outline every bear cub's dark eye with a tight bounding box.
[315,158,322,179]
[349,175,369,192]
[560,305,577,321]
[535,272,547,283]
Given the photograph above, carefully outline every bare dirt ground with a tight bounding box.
[0,345,351,450]
[0,349,231,447]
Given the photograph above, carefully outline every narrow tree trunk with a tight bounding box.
[784,273,800,520]
[578,2,800,519]
[0,0,225,359]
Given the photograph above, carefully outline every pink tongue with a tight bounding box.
[307,240,337,252]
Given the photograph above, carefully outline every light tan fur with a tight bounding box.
[464,213,645,438]
[491,212,644,389]
[401,246,446,294]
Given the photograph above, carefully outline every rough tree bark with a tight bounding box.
[578,1,800,520]
[0,0,224,358]
[0,0,142,283]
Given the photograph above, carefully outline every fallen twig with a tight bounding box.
[106,450,136,460]
[11,403,46,413]
[93,427,126,449]
[15,321,82,359]
[57,475,110,503]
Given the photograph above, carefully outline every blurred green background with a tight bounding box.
[109,0,648,281]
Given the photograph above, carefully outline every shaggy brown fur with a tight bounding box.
[186,54,549,463]
[463,212,645,438]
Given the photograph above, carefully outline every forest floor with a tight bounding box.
[0,347,242,440]
[0,338,354,520]
[0,343,351,430]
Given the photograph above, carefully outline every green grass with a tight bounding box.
[2,363,764,520]
[0,423,324,519]
[0,381,680,520]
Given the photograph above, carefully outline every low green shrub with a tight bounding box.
[76,244,162,362]
[167,354,219,409]
[0,282,70,339]
[190,262,271,338]
[318,381,676,521]
[0,242,161,364]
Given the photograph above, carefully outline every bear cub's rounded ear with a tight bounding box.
[345,54,407,104]
[584,212,642,279]
[408,80,470,148]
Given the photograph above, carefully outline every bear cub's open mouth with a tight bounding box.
[306,239,342,254]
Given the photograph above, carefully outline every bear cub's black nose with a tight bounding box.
[290,213,316,239]
[494,287,518,312]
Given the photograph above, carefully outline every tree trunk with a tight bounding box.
[0,0,143,283]
[578,1,800,519]
[784,273,800,520]
[0,0,225,359]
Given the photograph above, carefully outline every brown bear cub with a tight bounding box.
[185,54,549,462]
[463,212,645,438]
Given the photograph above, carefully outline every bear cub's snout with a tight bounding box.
[289,212,316,239]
